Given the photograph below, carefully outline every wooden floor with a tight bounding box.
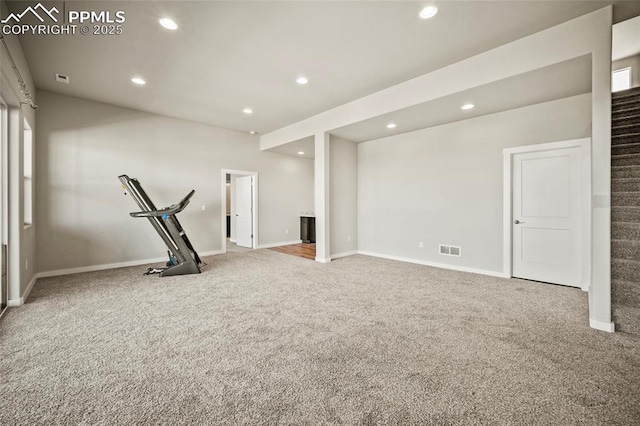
[269,243,316,260]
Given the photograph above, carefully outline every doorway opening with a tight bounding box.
[221,169,258,253]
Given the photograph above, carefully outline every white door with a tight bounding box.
[236,176,253,248]
[512,148,581,287]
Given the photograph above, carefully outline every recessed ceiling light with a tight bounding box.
[296,76,309,85]
[298,151,305,155]
[419,6,438,19]
[159,18,178,30]
[461,103,475,110]
[249,131,257,135]
[243,108,253,115]
[386,123,397,129]
[131,77,146,85]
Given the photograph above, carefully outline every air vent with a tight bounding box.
[439,244,461,257]
[55,73,70,84]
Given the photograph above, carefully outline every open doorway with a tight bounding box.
[221,169,258,253]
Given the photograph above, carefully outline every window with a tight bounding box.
[612,68,631,92]
[23,120,32,227]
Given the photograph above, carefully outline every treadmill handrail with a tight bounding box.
[129,190,195,218]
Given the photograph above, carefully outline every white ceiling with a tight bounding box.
[332,55,593,143]
[266,55,592,157]
[13,0,640,139]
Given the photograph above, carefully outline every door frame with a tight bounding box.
[0,97,7,316]
[220,169,258,252]
[502,138,591,290]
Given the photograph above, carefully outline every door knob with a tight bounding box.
[514,220,525,224]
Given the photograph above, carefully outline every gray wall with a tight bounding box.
[36,90,314,273]
[357,94,591,274]
[613,54,640,89]
[330,135,358,257]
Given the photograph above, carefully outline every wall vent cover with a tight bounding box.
[55,73,70,84]
[439,244,461,257]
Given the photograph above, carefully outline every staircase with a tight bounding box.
[611,86,640,335]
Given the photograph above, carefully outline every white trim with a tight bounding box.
[199,250,224,257]
[220,169,259,253]
[590,318,615,333]
[39,256,175,278]
[502,138,591,289]
[7,272,38,306]
[34,250,222,281]
[315,257,331,263]
[331,251,358,260]
[357,251,509,278]
[257,240,302,249]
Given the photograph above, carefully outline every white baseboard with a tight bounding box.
[315,257,331,263]
[39,255,178,278]
[199,250,225,257]
[590,318,615,333]
[331,251,358,260]
[7,272,39,306]
[39,250,225,278]
[258,240,302,249]
[357,251,509,278]
[38,249,224,280]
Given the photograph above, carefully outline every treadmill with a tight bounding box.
[119,174,203,277]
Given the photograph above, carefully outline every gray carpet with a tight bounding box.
[1,249,639,425]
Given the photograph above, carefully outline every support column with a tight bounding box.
[314,132,330,263]
[589,6,614,332]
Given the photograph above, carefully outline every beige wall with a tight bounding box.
[35,90,314,273]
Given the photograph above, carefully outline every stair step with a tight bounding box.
[612,279,640,306]
[612,132,640,146]
[612,206,640,222]
[612,192,640,207]
[613,105,640,117]
[612,166,640,179]
[612,123,640,136]
[612,304,640,335]
[612,239,640,261]
[612,153,640,167]
[613,87,640,100]
[612,179,640,192]
[612,222,640,240]
[612,115,640,127]
[613,98,640,110]
[612,258,640,282]
[612,143,640,156]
